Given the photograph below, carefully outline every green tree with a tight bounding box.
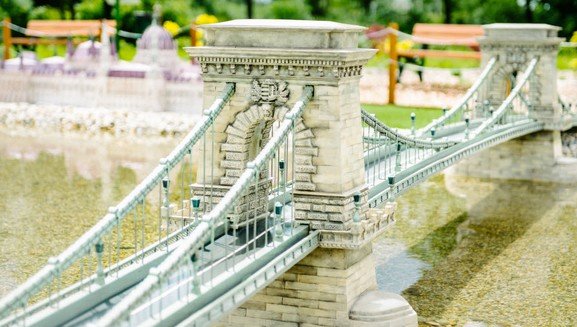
[0,0,33,25]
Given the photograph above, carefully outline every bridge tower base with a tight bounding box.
[216,243,417,327]
[448,131,577,183]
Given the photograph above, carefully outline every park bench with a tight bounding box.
[2,18,116,60]
[366,22,484,104]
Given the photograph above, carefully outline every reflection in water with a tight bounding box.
[375,173,577,326]
[0,132,177,297]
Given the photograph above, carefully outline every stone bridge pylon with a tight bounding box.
[186,20,411,327]
[456,23,567,182]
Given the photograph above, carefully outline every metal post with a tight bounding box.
[410,112,416,136]
[114,0,120,55]
[162,177,170,249]
[395,142,402,172]
[464,116,470,140]
[278,160,290,234]
[274,202,283,242]
[3,18,11,60]
[95,240,105,286]
[388,22,398,105]
[352,192,361,223]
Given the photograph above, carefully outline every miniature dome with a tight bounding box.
[73,40,102,59]
[137,25,175,50]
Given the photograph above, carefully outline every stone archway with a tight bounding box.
[485,60,541,114]
[221,106,318,191]
[216,80,318,225]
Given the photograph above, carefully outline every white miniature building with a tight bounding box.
[0,12,202,113]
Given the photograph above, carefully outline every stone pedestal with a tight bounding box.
[349,291,418,327]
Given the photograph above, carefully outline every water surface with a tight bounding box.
[375,173,577,326]
[2,131,577,326]
[0,131,177,297]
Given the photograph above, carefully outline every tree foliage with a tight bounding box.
[1,0,576,38]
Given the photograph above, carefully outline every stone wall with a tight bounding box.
[216,244,377,327]
[449,131,577,183]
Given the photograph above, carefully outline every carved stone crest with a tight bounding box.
[250,79,290,118]
[250,79,289,105]
[505,50,527,71]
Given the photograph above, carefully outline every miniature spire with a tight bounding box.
[110,36,117,58]
[100,20,111,72]
[66,36,74,58]
[152,3,162,26]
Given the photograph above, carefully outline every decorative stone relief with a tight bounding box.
[249,79,289,119]
[195,56,365,80]
[294,188,396,249]
[319,202,397,249]
[505,51,527,71]
[215,83,318,193]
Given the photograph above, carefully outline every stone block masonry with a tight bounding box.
[216,244,378,327]
[449,131,577,183]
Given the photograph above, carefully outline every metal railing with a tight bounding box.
[95,85,314,326]
[363,56,542,208]
[0,83,236,326]
[418,57,498,137]
[472,58,538,137]
[362,109,456,187]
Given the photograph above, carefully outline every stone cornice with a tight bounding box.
[479,38,563,51]
[186,47,376,81]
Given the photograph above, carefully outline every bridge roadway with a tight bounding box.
[11,117,541,327]
[44,123,481,326]
[0,52,569,327]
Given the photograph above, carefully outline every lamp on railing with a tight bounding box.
[352,192,361,223]
[95,240,105,286]
[410,112,416,136]
[464,114,470,140]
[274,202,284,242]
[191,196,201,223]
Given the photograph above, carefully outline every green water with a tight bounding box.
[1,131,577,326]
[0,132,177,297]
[375,174,577,326]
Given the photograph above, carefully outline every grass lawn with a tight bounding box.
[367,47,577,71]
[362,104,443,129]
